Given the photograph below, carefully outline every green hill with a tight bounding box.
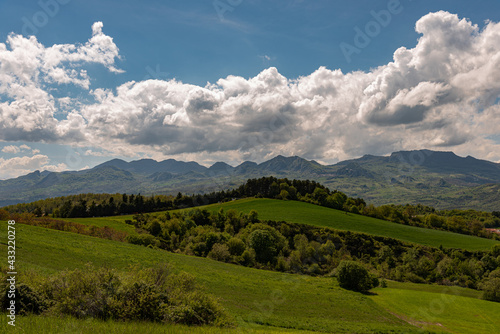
[1,223,415,333]
[192,198,499,251]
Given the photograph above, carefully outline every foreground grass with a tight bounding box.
[0,223,419,333]
[370,284,500,334]
[0,315,320,334]
[196,198,499,251]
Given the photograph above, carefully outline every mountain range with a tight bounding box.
[1,149,500,211]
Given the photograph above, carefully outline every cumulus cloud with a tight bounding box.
[1,144,36,154]
[2,145,20,154]
[0,22,122,143]
[0,154,68,179]
[2,12,500,167]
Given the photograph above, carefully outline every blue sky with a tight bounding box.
[1,0,500,178]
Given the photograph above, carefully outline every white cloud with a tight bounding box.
[1,145,20,154]
[2,12,500,169]
[0,154,68,179]
[0,22,122,143]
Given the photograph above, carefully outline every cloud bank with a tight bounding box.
[1,12,500,167]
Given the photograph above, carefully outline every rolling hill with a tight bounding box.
[2,222,499,333]
[181,198,500,251]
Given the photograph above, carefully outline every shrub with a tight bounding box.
[481,277,500,302]
[492,244,500,257]
[11,264,232,326]
[126,234,159,248]
[336,260,378,293]
[1,283,47,315]
[248,227,287,264]
[208,243,230,262]
[227,237,246,256]
[481,269,500,302]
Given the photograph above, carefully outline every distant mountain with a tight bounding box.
[258,155,325,174]
[1,150,500,210]
[96,158,207,175]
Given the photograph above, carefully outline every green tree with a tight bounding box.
[227,237,246,256]
[336,260,379,293]
[249,230,276,263]
[248,227,287,263]
[481,276,500,302]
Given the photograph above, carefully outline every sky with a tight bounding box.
[1,0,500,179]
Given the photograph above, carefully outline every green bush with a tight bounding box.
[5,264,231,326]
[208,243,230,262]
[1,283,47,315]
[481,277,500,302]
[336,261,379,293]
[227,237,246,256]
[481,269,500,302]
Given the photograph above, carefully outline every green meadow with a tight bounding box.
[195,198,499,251]
[2,197,500,333]
[0,223,420,333]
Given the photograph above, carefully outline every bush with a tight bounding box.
[126,234,159,248]
[227,237,246,256]
[1,283,47,315]
[481,277,500,302]
[492,244,500,257]
[481,269,500,302]
[8,264,232,326]
[248,226,287,264]
[336,260,378,293]
[208,243,230,262]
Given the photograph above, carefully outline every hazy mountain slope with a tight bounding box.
[1,150,499,210]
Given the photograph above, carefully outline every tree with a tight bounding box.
[248,227,287,263]
[0,209,10,220]
[279,190,290,200]
[492,244,500,257]
[336,260,379,293]
[249,230,276,263]
[481,270,500,302]
[227,237,246,256]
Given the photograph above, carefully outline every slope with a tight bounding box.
[198,198,499,251]
[1,223,417,333]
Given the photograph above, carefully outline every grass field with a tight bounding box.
[193,198,500,251]
[1,223,422,333]
[371,285,500,333]
[2,197,500,333]
[0,315,322,334]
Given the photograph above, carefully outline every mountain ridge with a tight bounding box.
[1,149,500,210]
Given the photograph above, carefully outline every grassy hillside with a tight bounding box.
[195,198,499,251]
[371,285,500,334]
[0,315,321,334]
[1,223,418,333]
[2,221,500,333]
